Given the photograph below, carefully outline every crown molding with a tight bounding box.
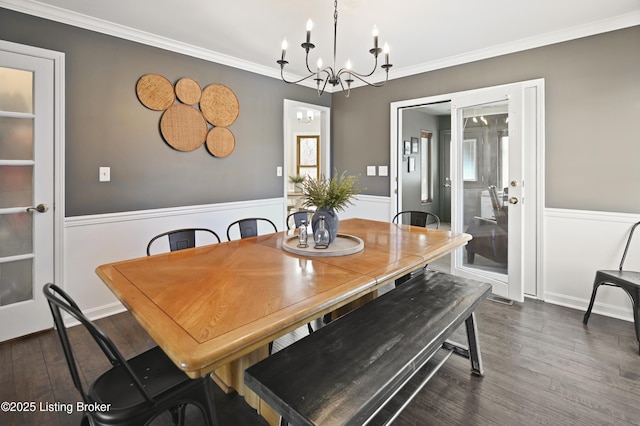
[2,0,638,92]
[388,10,640,81]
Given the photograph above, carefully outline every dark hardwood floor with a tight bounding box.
[1,292,639,425]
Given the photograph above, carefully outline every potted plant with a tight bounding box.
[288,174,306,192]
[301,171,363,244]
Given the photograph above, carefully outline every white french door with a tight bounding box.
[450,82,540,302]
[0,47,56,341]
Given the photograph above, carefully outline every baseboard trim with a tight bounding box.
[544,290,633,323]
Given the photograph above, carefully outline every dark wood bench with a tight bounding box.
[244,270,492,426]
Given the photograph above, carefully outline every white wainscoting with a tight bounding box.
[62,195,393,321]
[543,208,640,322]
[63,198,285,320]
[64,198,638,325]
[339,194,393,222]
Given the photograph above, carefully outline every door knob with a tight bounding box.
[508,197,519,205]
[443,177,451,188]
[27,203,48,213]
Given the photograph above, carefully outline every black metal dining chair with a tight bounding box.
[146,228,221,256]
[286,210,312,230]
[583,221,640,354]
[226,217,278,241]
[393,210,441,229]
[43,283,218,426]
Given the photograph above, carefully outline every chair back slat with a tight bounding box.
[227,218,278,241]
[393,211,440,229]
[147,228,220,256]
[287,210,312,230]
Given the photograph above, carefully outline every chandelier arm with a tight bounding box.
[317,73,331,96]
[342,68,390,88]
[304,50,316,75]
[280,67,326,85]
[336,76,351,97]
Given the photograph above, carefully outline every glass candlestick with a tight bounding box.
[314,215,330,249]
[297,220,308,248]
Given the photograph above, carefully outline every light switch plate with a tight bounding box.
[99,167,110,182]
[366,166,376,176]
[378,166,388,176]
[276,166,283,177]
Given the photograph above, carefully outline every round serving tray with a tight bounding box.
[282,233,364,257]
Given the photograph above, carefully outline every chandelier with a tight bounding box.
[277,0,392,97]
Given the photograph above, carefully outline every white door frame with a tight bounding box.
[0,40,65,336]
[390,79,545,300]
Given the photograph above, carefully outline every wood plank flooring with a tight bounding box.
[1,290,638,425]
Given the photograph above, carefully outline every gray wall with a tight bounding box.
[0,8,330,216]
[332,26,640,214]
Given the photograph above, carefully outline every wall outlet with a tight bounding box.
[99,167,110,182]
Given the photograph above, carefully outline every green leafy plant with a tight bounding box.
[301,171,363,212]
[288,174,306,184]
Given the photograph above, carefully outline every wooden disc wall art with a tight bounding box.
[160,104,208,152]
[136,74,239,157]
[136,74,176,110]
[200,84,240,127]
[206,127,235,158]
[175,77,202,105]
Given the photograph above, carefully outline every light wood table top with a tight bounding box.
[96,218,470,379]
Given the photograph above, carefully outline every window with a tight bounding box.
[296,135,320,180]
[420,131,433,203]
[463,138,478,181]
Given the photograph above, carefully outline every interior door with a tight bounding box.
[451,87,524,301]
[0,50,55,341]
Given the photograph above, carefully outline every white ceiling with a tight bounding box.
[3,0,640,89]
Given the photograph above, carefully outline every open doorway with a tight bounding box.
[282,100,331,227]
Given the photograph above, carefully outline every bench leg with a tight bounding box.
[465,312,484,376]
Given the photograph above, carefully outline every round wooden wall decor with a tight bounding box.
[200,84,240,127]
[136,74,176,111]
[206,127,236,158]
[160,104,208,151]
[175,77,202,105]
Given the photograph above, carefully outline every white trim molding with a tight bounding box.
[543,208,640,322]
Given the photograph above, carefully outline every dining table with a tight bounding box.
[95,218,471,425]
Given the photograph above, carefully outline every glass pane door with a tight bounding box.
[0,66,36,306]
[459,101,510,277]
[0,46,55,342]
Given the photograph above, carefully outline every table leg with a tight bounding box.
[465,312,484,376]
[212,345,280,425]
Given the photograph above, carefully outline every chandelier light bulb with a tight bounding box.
[346,59,352,70]
[317,58,323,69]
[372,25,379,50]
[306,19,313,44]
